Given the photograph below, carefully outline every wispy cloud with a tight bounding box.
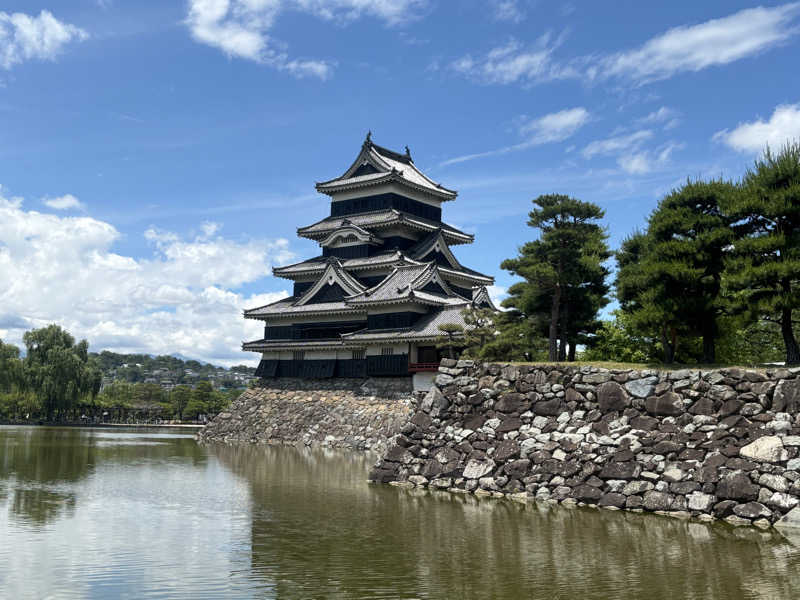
[451,3,800,87]
[713,102,800,153]
[185,0,427,80]
[441,107,590,166]
[617,142,683,174]
[637,106,680,130]
[491,1,525,24]
[595,3,800,84]
[451,33,576,85]
[582,130,652,158]
[0,10,87,70]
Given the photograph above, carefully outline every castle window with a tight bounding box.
[381,347,394,356]
[293,351,305,361]
[352,349,365,360]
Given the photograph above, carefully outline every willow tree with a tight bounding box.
[502,194,610,361]
[0,338,22,392]
[22,325,102,421]
[722,143,800,365]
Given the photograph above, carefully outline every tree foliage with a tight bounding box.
[616,180,735,363]
[722,143,800,365]
[22,325,101,421]
[501,194,610,361]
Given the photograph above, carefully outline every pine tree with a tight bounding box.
[460,306,496,358]
[645,179,735,363]
[436,323,464,359]
[501,194,610,361]
[722,143,800,365]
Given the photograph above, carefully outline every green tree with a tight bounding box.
[616,231,690,363]
[22,325,101,421]
[460,306,496,358]
[722,143,800,365]
[643,179,735,363]
[0,338,22,392]
[502,194,610,361]
[170,385,192,420]
[436,323,464,359]
[580,310,658,363]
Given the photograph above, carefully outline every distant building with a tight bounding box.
[243,134,495,381]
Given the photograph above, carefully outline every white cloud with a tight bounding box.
[185,0,426,79]
[0,190,293,365]
[713,102,800,153]
[491,1,525,23]
[597,3,800,84]
[452,4,800,87]
[441,107,589,166]
[0,10,87,69]
[637,106,680,130]
[617,142,683,174]
[43,194,84,211]
[582,130,652,158]
[487,285,508,310]
[451,35,576,85]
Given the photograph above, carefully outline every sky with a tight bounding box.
[1,1,800,366]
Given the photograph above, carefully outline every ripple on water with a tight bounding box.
[1,427,800,599]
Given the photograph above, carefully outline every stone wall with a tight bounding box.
[369,361,800,529]
[198,377,413,454]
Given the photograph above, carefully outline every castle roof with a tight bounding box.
[296,209,473,245]
[346,263,466,307]
[315,134,457,201]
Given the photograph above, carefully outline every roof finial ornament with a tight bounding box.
[365,130,372,144]
[405,145,411,159]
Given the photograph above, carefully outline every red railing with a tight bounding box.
[408,362,440,373]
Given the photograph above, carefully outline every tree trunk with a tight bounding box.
[702,315,716,364]
[661,325,676,363]
[558,301,569,362]
[781,305,800,365]
[568,341,576,362]
[549,284,561,362]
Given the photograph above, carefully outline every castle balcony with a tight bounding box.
[408,362,440,373]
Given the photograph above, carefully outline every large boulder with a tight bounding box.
[773,379,800,413]
[643,491,673,511]
[597,381,630,413]
[740,436,788,463]
[775,507,800,529]
[571,484,603,503]
[625,376,658,398]
[463,458,496,480]
[716,471,759,501]
[645,392,684,416]
[421,386,449,416]
[494,392,529,414]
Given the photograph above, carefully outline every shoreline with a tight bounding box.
[0,422,205,430]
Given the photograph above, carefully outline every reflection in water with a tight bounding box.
[214,444,800,600]
[2,425,800,599]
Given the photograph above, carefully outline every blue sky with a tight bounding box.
[1,1,800,365]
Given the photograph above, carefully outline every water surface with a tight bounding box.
[1,425,799,599]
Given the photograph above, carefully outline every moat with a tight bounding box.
[2,425,800,599]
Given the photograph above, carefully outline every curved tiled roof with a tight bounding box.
[315,137,457,201]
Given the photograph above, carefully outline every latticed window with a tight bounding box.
[292,351,305,361]
[381,347,394,356]
[351,349,365,360]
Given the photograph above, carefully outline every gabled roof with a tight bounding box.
[472,285,498,311]
[297,209,474,245]
[273,250,422,279]
[409,230,463,269]
[315,134,457,201]
[295,259,366,306]
[345,262,465,307]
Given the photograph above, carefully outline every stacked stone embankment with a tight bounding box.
[369,361,800,528]
[198,377,413,453]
